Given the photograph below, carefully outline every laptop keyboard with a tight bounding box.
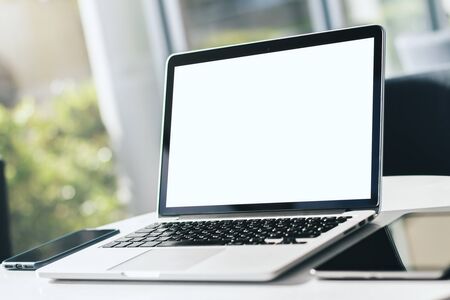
[102,216,351,248]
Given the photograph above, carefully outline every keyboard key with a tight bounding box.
[159,231,172,237]
[337,217,349,223]
[141,241,161,247]
[293,240,307,244]
[114,242,133,248]
[114,237,132,242]
[135,228,156,233]
[158,240,226,247]
[102,241,120,248]
[130,237,146,242]
[143,236,158,242]
[264,238,284,244]
[125,233,148,238]
[148,232,162,237]
[128,242,145,247]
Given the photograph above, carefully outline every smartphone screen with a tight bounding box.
[3,229,118,269]
[314,212,450,278]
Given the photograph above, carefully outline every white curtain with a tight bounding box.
[78,0,169,214]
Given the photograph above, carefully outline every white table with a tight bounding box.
[2,176,450,300]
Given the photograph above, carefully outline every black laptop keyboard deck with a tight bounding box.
[103,216,351,248]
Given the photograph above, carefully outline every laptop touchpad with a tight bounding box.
[110,248,224,272]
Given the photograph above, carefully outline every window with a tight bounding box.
[180,0,313,49]
[176,0,438,75]
[441,0,450,22]
[341,0,430,74]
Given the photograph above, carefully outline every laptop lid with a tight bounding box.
[158,25,384,216]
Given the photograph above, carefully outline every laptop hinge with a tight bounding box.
[170,209,348,221]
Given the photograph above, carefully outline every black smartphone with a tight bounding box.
[2,229,119,270]
[311,212,450,279]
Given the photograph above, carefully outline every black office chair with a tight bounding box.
[383,68,450,176]
[0,159,12,261]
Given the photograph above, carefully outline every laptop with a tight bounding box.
[38,25,385,282]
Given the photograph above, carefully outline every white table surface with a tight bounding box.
[2,176,450,300]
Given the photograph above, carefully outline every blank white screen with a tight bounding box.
[166,38,374,208]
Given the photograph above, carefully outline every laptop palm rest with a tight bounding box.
[110,248,224,273]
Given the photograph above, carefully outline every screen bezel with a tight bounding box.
[158,25,384,216]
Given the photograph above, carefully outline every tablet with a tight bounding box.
[311,212,450,279]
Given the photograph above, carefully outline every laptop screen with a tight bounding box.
[160,26,383,215]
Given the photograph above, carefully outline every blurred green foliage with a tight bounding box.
[0,83,126,254]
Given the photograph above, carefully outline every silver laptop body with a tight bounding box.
[38,25,385,282]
